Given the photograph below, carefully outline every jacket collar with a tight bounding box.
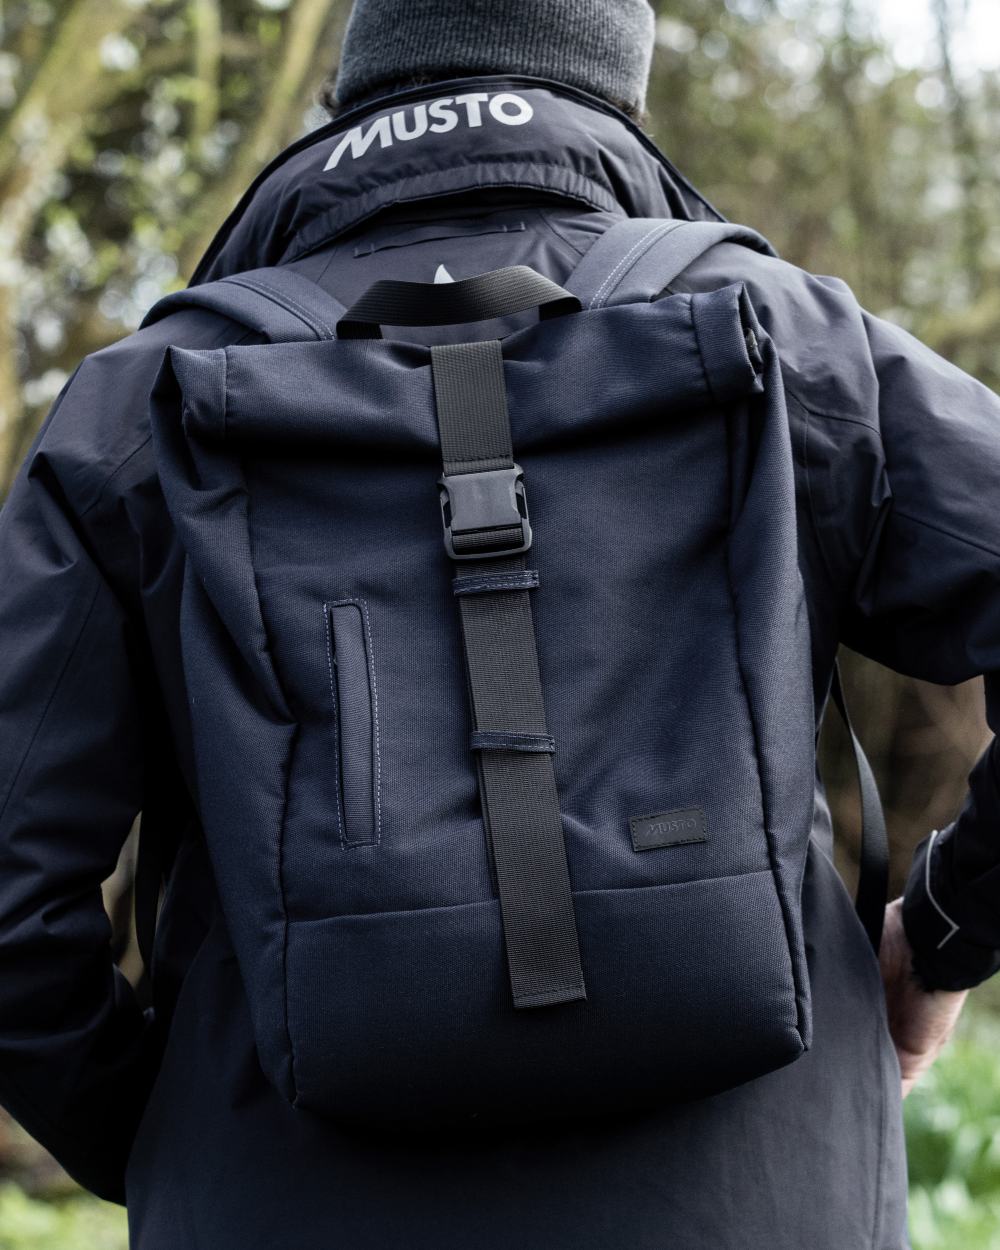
[194,75,727,284]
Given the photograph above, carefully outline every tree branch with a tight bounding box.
[176,0,345,277]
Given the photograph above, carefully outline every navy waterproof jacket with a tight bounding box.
[2,77,999,1249]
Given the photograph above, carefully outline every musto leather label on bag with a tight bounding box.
[629,808,708,852]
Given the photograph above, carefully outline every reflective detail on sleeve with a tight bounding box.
[926,828,961,949]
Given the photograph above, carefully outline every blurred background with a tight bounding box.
[1,0,1000,1245]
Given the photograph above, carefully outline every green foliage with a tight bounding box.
[905,1003,1000,1249]
[0,1185,127,1250]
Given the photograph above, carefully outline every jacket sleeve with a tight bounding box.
[0,389,157,1203]
[843,310,1000,992]
[680,242,1000,992]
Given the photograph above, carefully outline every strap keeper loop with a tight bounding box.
[470,730,556,755]
[452,570,540,597]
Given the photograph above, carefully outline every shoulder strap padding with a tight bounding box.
[141,266,346,343]
[567,218,775,310]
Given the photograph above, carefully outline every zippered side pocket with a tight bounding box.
[324,598,380,847]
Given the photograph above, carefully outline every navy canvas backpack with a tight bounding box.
[143,218,888,1124]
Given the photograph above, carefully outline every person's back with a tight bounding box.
[0,3,994,1246]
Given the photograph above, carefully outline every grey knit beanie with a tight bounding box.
[334,0,656,115]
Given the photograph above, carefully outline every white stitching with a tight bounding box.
[232,276,337,339]
[471,731,555,753]
[267,287,337,339]
[925,828,961,948]
[589,222,675,309]
[329,597,382,847]
[359,598,383,847]
[589,228,660,308]
[251,281,337,339]
[265,285,337,339]
[589,230,655,308]
[322,603,347,849]
[453,575,539,594]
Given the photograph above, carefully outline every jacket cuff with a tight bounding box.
[0,999,160,1206]
[902,826,1000,991]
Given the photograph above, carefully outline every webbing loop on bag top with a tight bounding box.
[338,265,580,339]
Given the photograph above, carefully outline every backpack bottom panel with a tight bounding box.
[282,868,805,1123]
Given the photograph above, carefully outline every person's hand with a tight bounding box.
[878,896,968,1097]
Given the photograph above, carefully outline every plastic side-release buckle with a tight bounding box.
[438,464,532,561]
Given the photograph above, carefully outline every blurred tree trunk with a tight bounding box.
[0,0,348,494]
[933,0,988,299]
[0,0,136,474]
[190,0,223,141]
[177,0,345,277]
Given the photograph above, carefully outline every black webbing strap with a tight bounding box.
[338,267,581,339]
[134,806,164,971]
[830,661,890,952]
[430,340,586,1009]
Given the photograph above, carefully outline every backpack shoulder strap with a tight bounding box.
[141,266,346,342]
[567,217,775,310]
[829,662,890,953]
